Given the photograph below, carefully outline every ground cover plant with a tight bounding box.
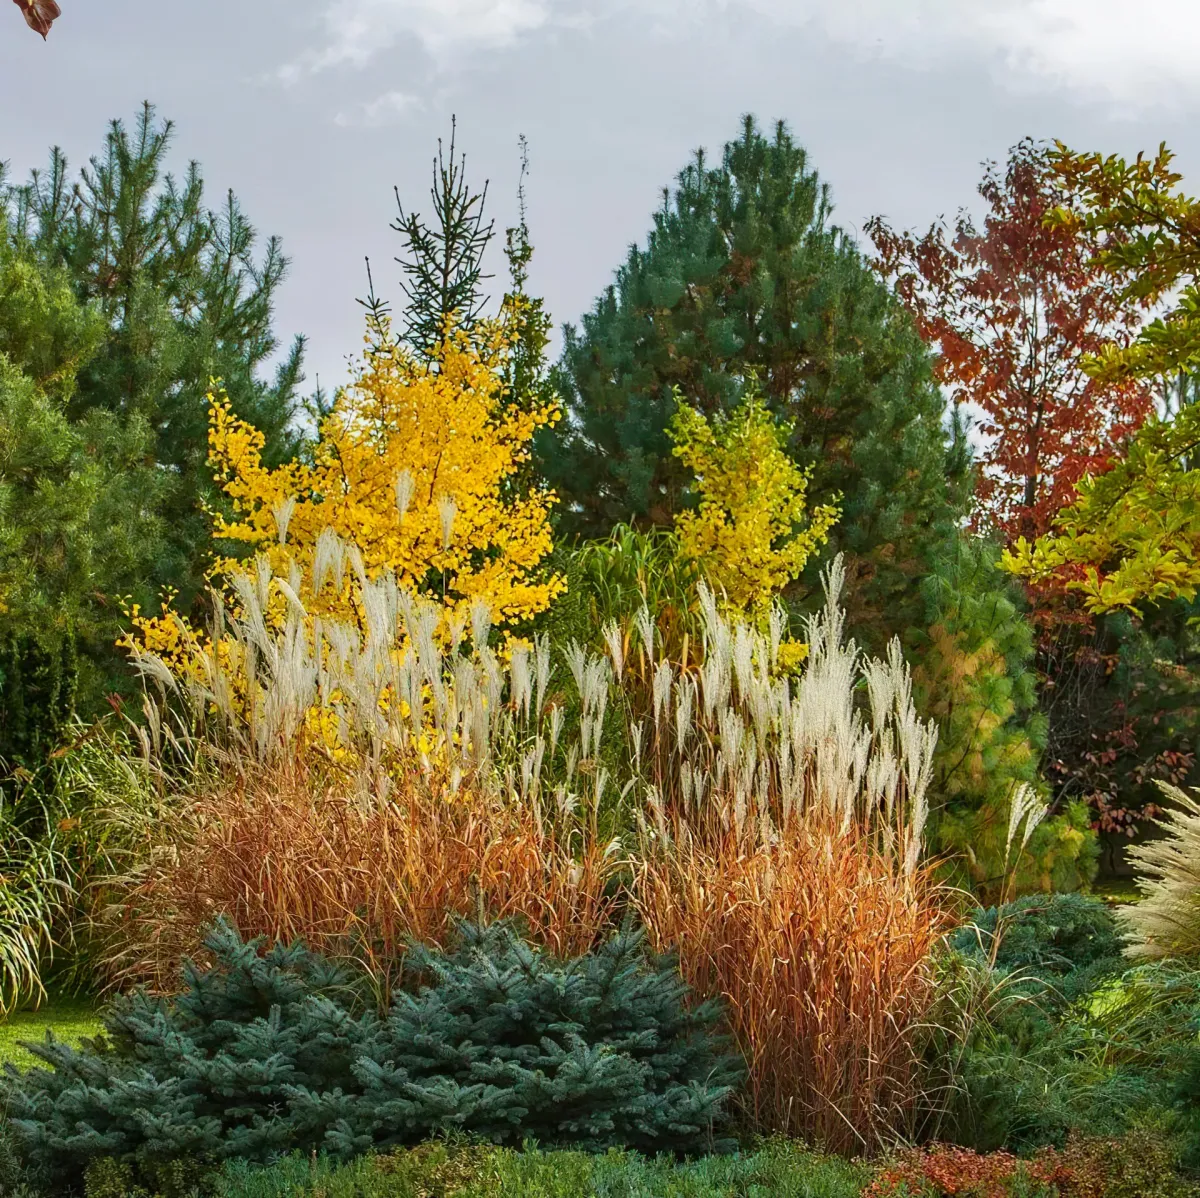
[866,1128,1199,1198]
[69,1134,1200,1198]
[208,1140,872,1198]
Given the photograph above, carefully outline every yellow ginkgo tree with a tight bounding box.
[134,314,564,664]
[669,390,840,620]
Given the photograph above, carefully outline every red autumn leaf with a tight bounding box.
[13,0,60,37]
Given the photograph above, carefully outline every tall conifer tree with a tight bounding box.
[0,213,160,770]
[392,115,496,360]
[5,103,307,619]
[544,116,964,637]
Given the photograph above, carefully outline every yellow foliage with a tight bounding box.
[128,318,565,726]
[669,391,839,619]
[209,318,564,628]
[135,317,562,656]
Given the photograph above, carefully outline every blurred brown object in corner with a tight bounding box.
[13,0,60,38]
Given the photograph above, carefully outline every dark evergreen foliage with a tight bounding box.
[544,115,966,639]
[1,921,740,1187]
[953,893,1123,981]
[4,102,307,624]
[0,636,77,780]
[392,116,495,359]
[0,207,162,771]
[294,922,739,1158]
[948,961,1200,1155]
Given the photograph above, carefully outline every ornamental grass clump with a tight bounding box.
[629,560,952,1153]
[1121,783,1200,961]
[107,765,620,996]
[104,552,622,991]
[106,542,958,1153]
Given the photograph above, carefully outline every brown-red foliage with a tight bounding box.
[865,1132,1195,1198]
[867,139,1154,546]
[13,0,59,37]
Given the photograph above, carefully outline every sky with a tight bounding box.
[2,1,1200,395]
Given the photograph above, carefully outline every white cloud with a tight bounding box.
[334,89,423,127]
[285,0,1200,112]
[282,0,559,79]
[804,0,1200,111]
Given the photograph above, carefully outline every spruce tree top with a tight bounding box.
[393,115,496,360]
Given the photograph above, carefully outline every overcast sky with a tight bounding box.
[2,1,1199,394]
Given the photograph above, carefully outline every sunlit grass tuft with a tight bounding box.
[0,995,103,1071]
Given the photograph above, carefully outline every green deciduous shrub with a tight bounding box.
[1,920,740,1188]
[83,1156,211,1198]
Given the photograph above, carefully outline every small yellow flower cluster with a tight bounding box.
[670,392,840,619]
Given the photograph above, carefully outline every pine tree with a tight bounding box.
[545,116,965,639]
[913,538,1098,894]
[0,209,162,767]
[5,103,307,619]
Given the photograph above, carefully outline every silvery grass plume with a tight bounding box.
[127,536,936,872]
[618,556,937,873]
[1121,783,1200,960]
[125,538,561,810]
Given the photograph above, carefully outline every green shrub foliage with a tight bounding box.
[1,921,740,1186]
[947,952,1200,1155]
[213,1139,868,1198]
[953,893,1123,982]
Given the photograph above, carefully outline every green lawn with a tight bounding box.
[0,996,104,1071]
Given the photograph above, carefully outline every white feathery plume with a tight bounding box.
[272,496,297,546]
[603,620,625,681]
[394,469,415,522]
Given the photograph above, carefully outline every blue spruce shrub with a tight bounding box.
[1,919,740,1187]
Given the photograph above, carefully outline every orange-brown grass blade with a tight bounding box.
[636,818,951,1155]
[99,762,622,996]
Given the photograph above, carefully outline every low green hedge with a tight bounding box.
[209,1141,866,1198]
[74,1134,1198,1198]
